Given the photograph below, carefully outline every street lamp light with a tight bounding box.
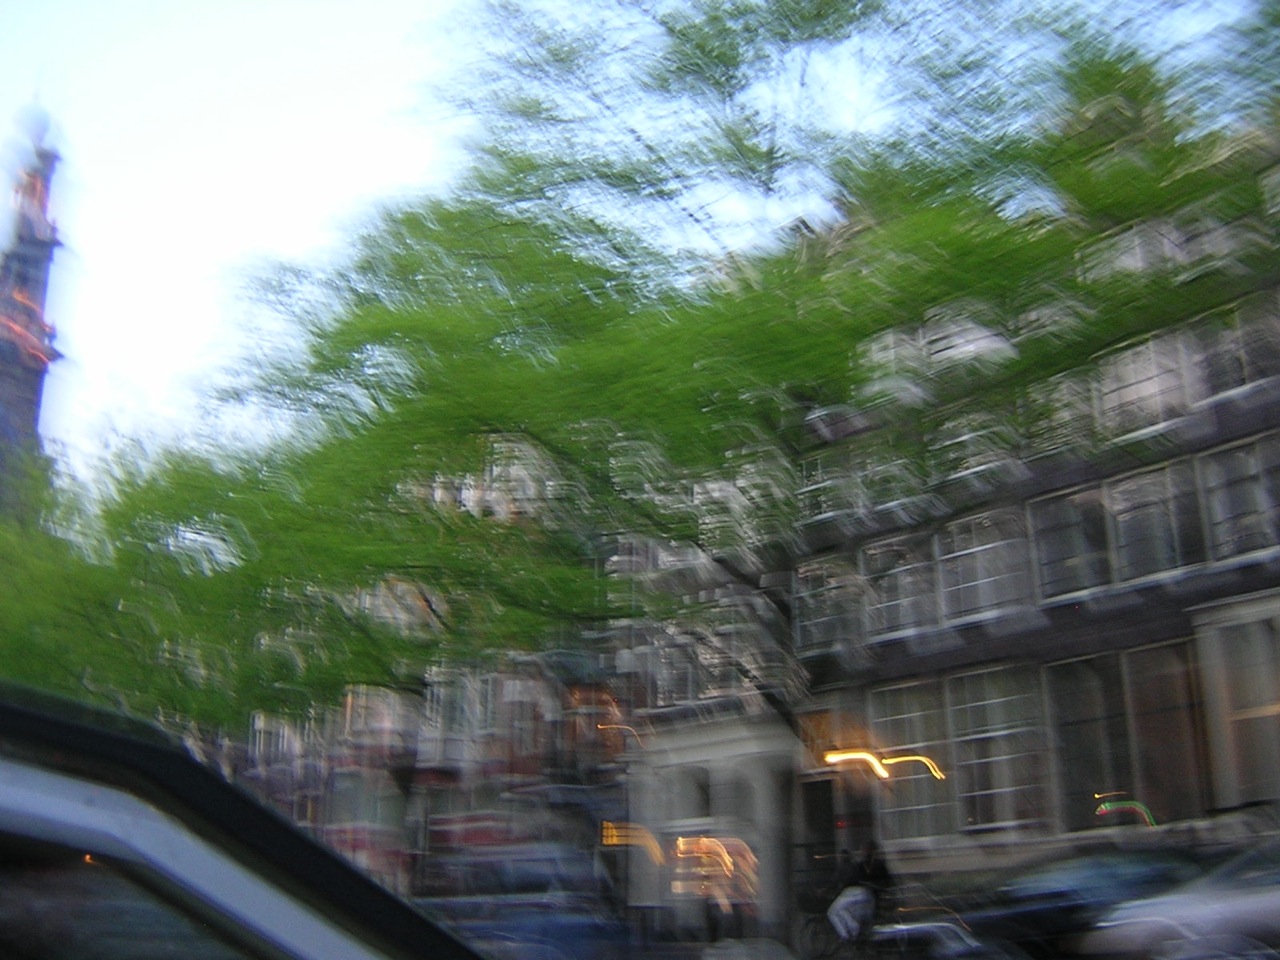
[597,723,646,748]
[823,750,947,780]
[822,750,890,778]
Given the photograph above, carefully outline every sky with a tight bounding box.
[0,1,1253,487]
[0,0,475,479]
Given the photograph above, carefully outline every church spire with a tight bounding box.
[0,109,61,446]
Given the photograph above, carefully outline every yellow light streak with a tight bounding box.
[596,723,646,747]
[676,836,734,876]
[881,755,947,780]
[822,750,890,779]
[601,821,665,864]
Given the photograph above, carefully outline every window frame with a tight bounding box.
[861,533,939,639]
[1097,333,1192,439]
[1197,435,1280,563]
[946,666,1047,834]
[869,679,955,841]
[793,556,865,654]
[937,509,1031,622]
[1029,486,1112,600]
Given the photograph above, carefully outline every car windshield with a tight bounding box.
[999,851,1204,900]
[4,3,1279,960]
[0,836,262,960]
[1193,842,1280,891]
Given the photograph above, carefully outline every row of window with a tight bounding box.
[866,642,1205,840]
[801,295,1280,521]
[1034,432,1280,593]
[862,599,1280,842]
[795,431,1280,647]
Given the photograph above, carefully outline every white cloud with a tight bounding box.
[0,0,473,475]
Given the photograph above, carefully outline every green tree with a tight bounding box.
[7,1,1276,730]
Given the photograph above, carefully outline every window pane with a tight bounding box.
[1196,300,1280,396]
[794,558,864,654]
[933,413,1020,481]
[1126,643,1206,824]
[1031,489,1111,596]
[863,537,937,636]
[947,668,1046,831]
[1220,620,1280,804]
[1024,371,1097,455]
[799,450,865,521]
[870,681,953,841]
[0,837,266,959]
[1109,463,1204,580]
[939,511,1030,619]
[1098,336,1188,435]
[1047,656,1128,832]
[1202,439,1280,560]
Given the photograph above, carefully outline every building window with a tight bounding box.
[1031,438,1279,599]
[657,643,699,705]
[1125,643,1205,824]
[922,308,1014,371]
[861,328,925,379]
[1200,436,1280,561]
[1197,596,1280,810]
[1197,600,1280,811]
[794,558,864,654]
[443,679,468,735]
[477,676,500,733]
[938,510,1030,620]
[863,459,929,514]
[251,713,295,766]
[1195,298,1280,398]
[947,667,1046,832]
[870,680,953,840]
[1108,462,1205,581]
[1219,617,1280,805]
[1021,371,1098,456]
[1079,220,1186,280]
[1098,335,1189,436]
[1047,645,1206,832]
[1030,488,1111,598]
[863,535,937,637]
[1047,656,1129,832]
[799,449,865,521]
[932,412,1022,484]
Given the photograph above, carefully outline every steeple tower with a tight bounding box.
[0,109,60,448]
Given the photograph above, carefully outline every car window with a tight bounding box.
[1205,844,1280,889]
[0,835,268,960]
[1001,857,1101,898]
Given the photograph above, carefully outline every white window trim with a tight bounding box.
[1193,589,1280,810]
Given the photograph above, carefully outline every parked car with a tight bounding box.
[0,682,481,960]
[945,846,1219,958]
[1078,839,1280,960]
[411,843,632,960]
[869,921,1034,960]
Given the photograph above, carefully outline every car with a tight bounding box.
[0,681,481,960]
[791,914,1034,960]
[944,846,1218,958]
[411,843,632,960]
[1078,839,1280,960]
[869,921,1034,960]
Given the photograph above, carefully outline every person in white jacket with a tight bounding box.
[827,841,893,941]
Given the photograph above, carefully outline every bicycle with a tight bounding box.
[792,910,842,960]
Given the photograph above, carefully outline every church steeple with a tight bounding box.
[0,109,61,448]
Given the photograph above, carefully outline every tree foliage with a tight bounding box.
[3,0,1277,729]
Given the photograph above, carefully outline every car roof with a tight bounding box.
[0,681,480,960]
